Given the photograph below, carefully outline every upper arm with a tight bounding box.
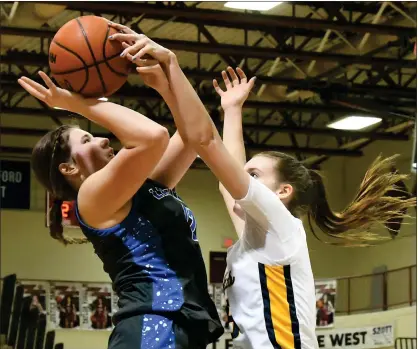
[219,184,245,238]
[78,129,169,226]
[237,176,300,244]
[237,177,302,263]
[149,132,196,189]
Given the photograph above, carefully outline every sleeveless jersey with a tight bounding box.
[75,179,223,344]
[224,177,318,349]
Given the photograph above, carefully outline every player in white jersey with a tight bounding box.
[209,68,414,349]
[222,176,317,349]
[214,68,318,349]
[107,33,416,349]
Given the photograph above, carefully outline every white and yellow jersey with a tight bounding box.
[224,177,318,349]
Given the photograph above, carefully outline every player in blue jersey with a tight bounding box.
[19,60,223,347]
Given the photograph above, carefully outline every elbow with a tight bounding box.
[151,127,170,151]
[124,124,169,150]
[186,126,215,149]
[130,125,168,153]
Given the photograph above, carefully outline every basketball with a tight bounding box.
[49,16,131,98]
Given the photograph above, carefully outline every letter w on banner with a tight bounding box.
[316,324,394,349]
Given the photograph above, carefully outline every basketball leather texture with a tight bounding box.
[49,16,131,97]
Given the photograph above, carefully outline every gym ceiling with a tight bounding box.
[1,1,416,168]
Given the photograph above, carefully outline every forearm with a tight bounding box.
[222,106,246,167]
[219,106,246,193]
[159,89,191,146]
[163,54,216,145]
[72,99,165,148]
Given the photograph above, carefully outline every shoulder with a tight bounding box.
[77,176,144,229]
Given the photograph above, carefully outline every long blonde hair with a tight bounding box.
[260,152,416,245]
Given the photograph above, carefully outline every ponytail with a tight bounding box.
[49,198,64,242]
[49,198,89,246]
[306,155,416,245]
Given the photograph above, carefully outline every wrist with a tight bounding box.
[71,96,98,114]
[162,51,178,68]
[223,104,243,113]
[157,86,172,98]
[160,89,176,109]
[167,51,177,63]
[157,86,174,103]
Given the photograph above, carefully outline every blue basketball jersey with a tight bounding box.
[75,179,223,343]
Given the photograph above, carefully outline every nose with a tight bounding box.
[99,138,110,148]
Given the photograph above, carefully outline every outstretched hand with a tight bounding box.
[213,67,256,111]
[17,71,83,111]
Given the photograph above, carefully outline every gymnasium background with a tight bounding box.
[1,138,416,283]
[1,2,417,349]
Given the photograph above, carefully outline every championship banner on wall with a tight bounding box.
[81,284,113,330]
[49,283,82,329]
[20,280,48,316]
[315,279,337,328]
[316,324,394,349]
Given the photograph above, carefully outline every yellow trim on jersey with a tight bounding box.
[266,265,293,348]
[259,264,301,349]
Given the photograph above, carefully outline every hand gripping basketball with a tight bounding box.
[108,22,174,65]
[17,71,83,111]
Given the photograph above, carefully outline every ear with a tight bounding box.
[276,183,294,201]
[58,162,79,177]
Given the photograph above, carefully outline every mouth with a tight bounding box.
[108,147,115,158]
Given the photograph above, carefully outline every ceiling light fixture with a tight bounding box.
[327,116,382,131]
[54,97,108,109]
[224,2,283,11]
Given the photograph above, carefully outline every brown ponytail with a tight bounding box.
[49,199,89,246]
[31,124,89,246]
[258,151,416,246]
[49,199,64,242]
[306,155,416,245]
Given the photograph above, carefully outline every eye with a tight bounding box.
[250,172,259,178]
[82,137,91,144]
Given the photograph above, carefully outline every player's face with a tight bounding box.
[243,155,294,201]
[67,128,114,176]
[244,155,279,192]
[233,155,281,217]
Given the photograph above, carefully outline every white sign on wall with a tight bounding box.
[316,324,394,349]
[208,324,394,349]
